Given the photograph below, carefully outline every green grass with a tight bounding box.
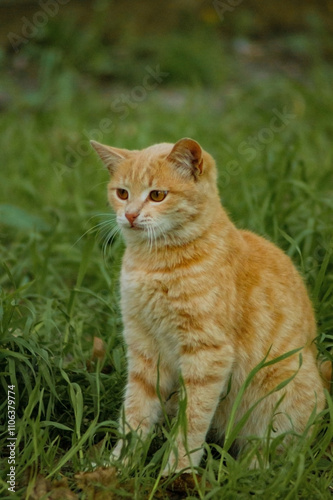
[0,20,333,499]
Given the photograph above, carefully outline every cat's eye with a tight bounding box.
[116,188,129,200]
[149,190,168,202]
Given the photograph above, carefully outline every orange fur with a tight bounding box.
[91,138,327,473]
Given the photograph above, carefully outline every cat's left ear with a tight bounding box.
[90,140,131,175]
[167,138,203,179]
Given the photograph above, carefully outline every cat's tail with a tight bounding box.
[319,357,332,392]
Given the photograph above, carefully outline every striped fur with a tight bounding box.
[91,138,328,473]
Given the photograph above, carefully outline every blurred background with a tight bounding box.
[1,0,333,116]
[1,0,333,97]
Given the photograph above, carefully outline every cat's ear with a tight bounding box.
[167,138,203,178]
[90,140,131,175]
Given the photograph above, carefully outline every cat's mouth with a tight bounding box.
[124,222,143,231]
[122,220,155,233]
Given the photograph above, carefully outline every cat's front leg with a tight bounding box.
[164,340,234,475]
[112,345,172,464]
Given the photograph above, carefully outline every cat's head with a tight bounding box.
[91,138,219,247]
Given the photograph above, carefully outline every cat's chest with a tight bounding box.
[120,265,196,337]
[121,267,177,317]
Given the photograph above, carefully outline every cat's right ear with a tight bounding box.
[167,138,203,179]
[90,140,130,175]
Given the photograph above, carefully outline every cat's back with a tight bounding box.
[235,229,316,347]
[238,229,308,294]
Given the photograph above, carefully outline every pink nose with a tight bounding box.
[125,212,139,226]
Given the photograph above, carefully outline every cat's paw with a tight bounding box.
[161,455,191,476]
[110,441,122,463]
[248,453,269,470]
[84,442,124,472]
[162,446,203,476]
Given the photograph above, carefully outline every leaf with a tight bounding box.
[278,228,304,265]
[0,204,50,231]
[313,243,333,303]
[223,348,303,450]
[40,421,73,432]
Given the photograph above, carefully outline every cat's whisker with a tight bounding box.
[146,222,159,254]
[153,219,168,250]
[72,221,112,248]
[81,214,121,258]
[101,225,121,258]
[91,221,117,237]
[147,226,151,253]
[93,221,118,245]
[147,225,154,254]
[145,225,150,251]
[73,213,118,248]
[101,221,120,240]
[159,223,168,248]
[153,226,158,254]
[86,212,118,223]
[151,225,157,255]
[155,225,162,254]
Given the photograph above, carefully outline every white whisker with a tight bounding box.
[142,218,169,255]
[153,219,168,249]
[73,212,120,253]
[147,225,153,254]
[152,225,157,255]
[101,225,121,258]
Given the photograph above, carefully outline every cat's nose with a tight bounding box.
[125,212,139,226]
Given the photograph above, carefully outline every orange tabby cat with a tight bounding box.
[91,138,328,473]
